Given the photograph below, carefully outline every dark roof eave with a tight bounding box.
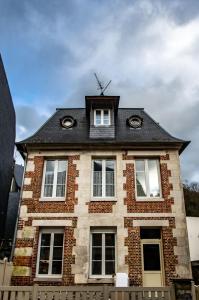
[16,140,190,155]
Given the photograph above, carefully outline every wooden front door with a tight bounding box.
[142,239,164,287]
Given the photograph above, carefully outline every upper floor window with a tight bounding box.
[37,228,64,277]
[94,109,111,126]
[92,159,115,198]
[135,159,161,198]
[42,160,67,199]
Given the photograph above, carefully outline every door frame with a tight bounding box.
[141,238,165,287]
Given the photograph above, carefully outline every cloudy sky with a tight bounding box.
[1,0,199,182]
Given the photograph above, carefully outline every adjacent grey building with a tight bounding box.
[0,54,16,241]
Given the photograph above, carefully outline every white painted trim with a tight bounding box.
[32,220,72,227]
[39,197,65,202]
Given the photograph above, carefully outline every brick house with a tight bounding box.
[13,95,192,286]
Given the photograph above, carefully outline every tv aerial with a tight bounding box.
[94,73,111,96]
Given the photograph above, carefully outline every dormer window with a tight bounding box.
[94,109,110,126]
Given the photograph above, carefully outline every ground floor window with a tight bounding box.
[90,229,116,277]
[36,228,64,277]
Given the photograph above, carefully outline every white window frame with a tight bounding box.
[92,159,116,200]
[135,158,162,200]
[90,229,116,278]
[36,228,64,278]
[94,109,111,126]
[41,159,67,201]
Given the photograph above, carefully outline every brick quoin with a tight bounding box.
[124,217,178,286]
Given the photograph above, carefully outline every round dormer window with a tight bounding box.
[60,116,75,129]
[128,115,143,129]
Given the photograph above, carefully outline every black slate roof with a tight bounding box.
[16,108,189,154]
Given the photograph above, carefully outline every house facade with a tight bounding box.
[13,95,192,287]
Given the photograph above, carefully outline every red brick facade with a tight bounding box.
[87,201,116,213]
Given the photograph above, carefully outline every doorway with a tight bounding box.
[140,228,164,287]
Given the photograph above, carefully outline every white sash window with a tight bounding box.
[90,229,116,277]
[135,159,161,198]
[92,159,115,198]
[94,109,111,126]
[37,228,64,277]
[42,160,67,199]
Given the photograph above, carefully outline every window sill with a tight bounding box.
[136,198,164,202]
[88,278,114,284]
[34,277,62,282]
[90,198,117,202]
[39,197,65,202]
[94,125,111,127]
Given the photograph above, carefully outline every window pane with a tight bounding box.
[52,261,62,274]
[46,160,55,172]
[39,261,49,274]
[54,234,64,246]
[44,185,53,197]
[103,110,110,125]
[41,234,51,246]
[136,172,147,197]
[148,160,160,197]
[94,160,102,171]
[56,161,66,197]
[106,160,115,197]
[93,161,102,197]
[105,234,115,246]
[92,234,102,246]
[92,247,102,260]
[105,248,115,260]
[92,261,102,275]
[40,247,50,260]
[143,244,161,271]
[105,261,115,275]
[95,110,101,125]
[53,247,63,260]
[136,160,145,172]
[44,161,55,197]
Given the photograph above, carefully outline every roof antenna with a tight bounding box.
[94,73,111,96]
